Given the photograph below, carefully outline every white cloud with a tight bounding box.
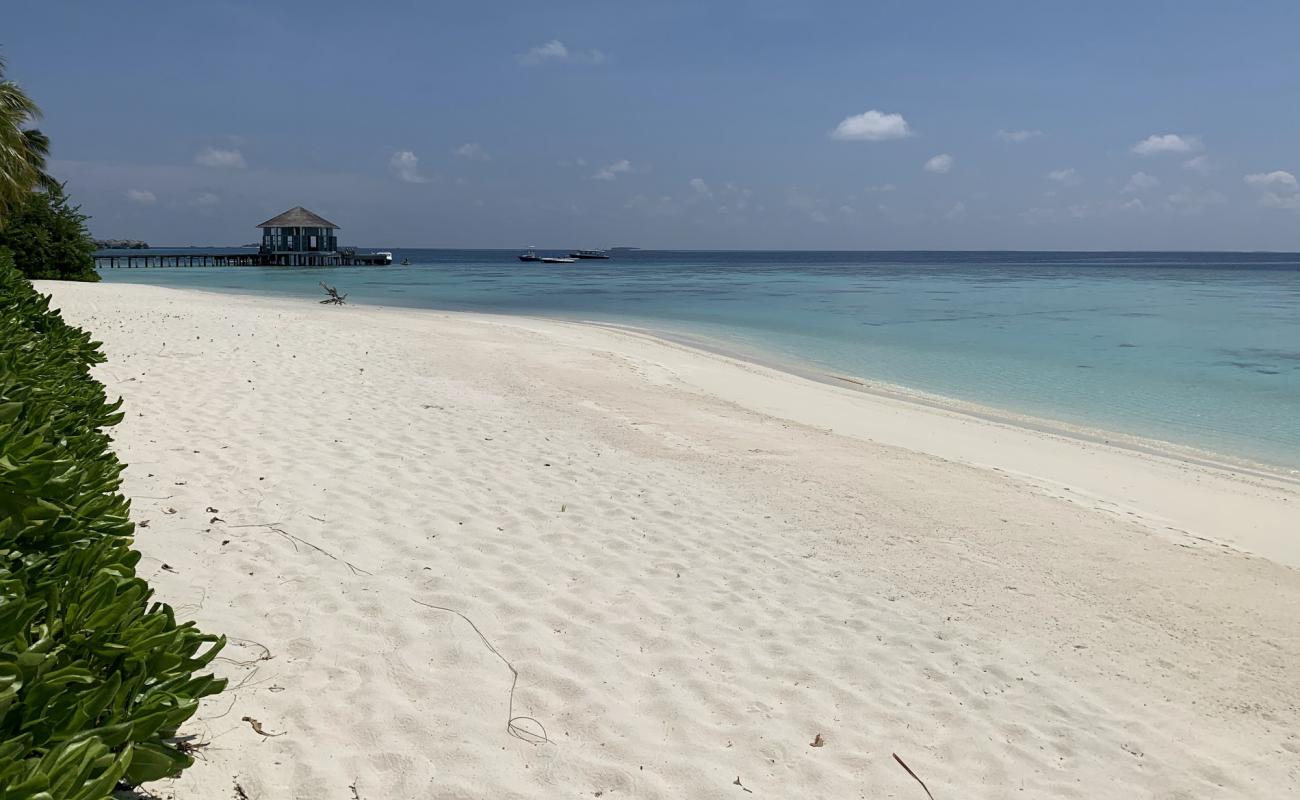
[194,147,245,169]
[1122,198,1146,211]
[863,183,896,193]
[1131,134,1202,156]
[1182,154,1211,174]
[389,150,430,183]
[1244,170,1300,211]
[1243,170,1297,189]
[996,129,1043,143]
[520,39,567,63]
[517,39,604,65]
[1259,192,1300,210]
[1165,188,1225,213]
[830,110,912,141]
[1122,171,1159,193]
[689,177,710,196]
[592,159,632,181]
[923,153,953,174]
[453,143,490,161]
[190,191,220,207]
[1046,168,1079,185]
[125,188,156,205]
[944,201,966,220]
[557,157,588,168]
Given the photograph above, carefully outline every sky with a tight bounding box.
[5,0,1299,250]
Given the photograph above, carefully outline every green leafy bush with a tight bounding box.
[0,186,98,282]
[0,249,225,798]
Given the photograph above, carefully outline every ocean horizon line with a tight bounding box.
[95,244,1300,256]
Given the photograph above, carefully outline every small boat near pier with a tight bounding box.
[518,248,577,264]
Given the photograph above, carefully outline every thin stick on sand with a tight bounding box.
[893,752,936,800]
[410,598,549,745]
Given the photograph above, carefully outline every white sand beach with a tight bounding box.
[41,281,1299,799]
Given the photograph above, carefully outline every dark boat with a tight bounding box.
[518,247,542,262]
[569,249,611,259]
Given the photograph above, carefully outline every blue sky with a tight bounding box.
[7,1,1299,249]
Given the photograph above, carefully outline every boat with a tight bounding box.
[568,249,611,259]
[541,256,577,263]
[518,248,543,262]
[349,250,393,265]
[400,258,410,266]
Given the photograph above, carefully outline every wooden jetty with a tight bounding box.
[93,249,393,269]
[95,251,262,268]
[95,206,394,269]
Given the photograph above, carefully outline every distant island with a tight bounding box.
[93,238,149,249]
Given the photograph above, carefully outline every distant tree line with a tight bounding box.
[0,54,97,281]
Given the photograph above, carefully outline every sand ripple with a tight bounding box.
[43,284,1300,799]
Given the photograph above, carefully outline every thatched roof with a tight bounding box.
[256,206,340,229]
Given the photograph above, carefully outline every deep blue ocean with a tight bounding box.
[96,249,1300,471]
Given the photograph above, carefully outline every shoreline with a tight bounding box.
[506,313,1299,568]
[590,320,1300,485]
[55,280,1300,566]
[36,280,1300,798]
[97,270,1300,478]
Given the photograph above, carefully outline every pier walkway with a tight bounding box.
[94,249,393,268]
[95,250,261,268]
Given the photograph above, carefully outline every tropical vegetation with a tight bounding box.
[1,54,97,282]
[0,251,225,794]
[0,56,55,221]
[0,185,98,281]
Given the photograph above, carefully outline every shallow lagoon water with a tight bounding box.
[98,249,1300,470]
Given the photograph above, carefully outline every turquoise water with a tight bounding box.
[97,250,1300,470]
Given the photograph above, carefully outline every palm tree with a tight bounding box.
[0,55,53,221]
[22,127,57,192]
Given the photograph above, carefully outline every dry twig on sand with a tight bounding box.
[893,752,936,800]
[319,282,347,305]
[228,522,372,576]
[241,716,285,737]
[410,598,549,745]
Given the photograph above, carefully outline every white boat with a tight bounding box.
[540,256,577,263]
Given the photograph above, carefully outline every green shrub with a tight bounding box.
[0,249,225,798]
[0,186,98,282]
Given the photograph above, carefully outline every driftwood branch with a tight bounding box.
[319,282,347,305]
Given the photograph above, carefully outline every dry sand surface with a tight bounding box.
[40,281,1300,799]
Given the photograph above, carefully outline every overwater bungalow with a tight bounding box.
[95,206,391,268]
[257,206,342,266]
